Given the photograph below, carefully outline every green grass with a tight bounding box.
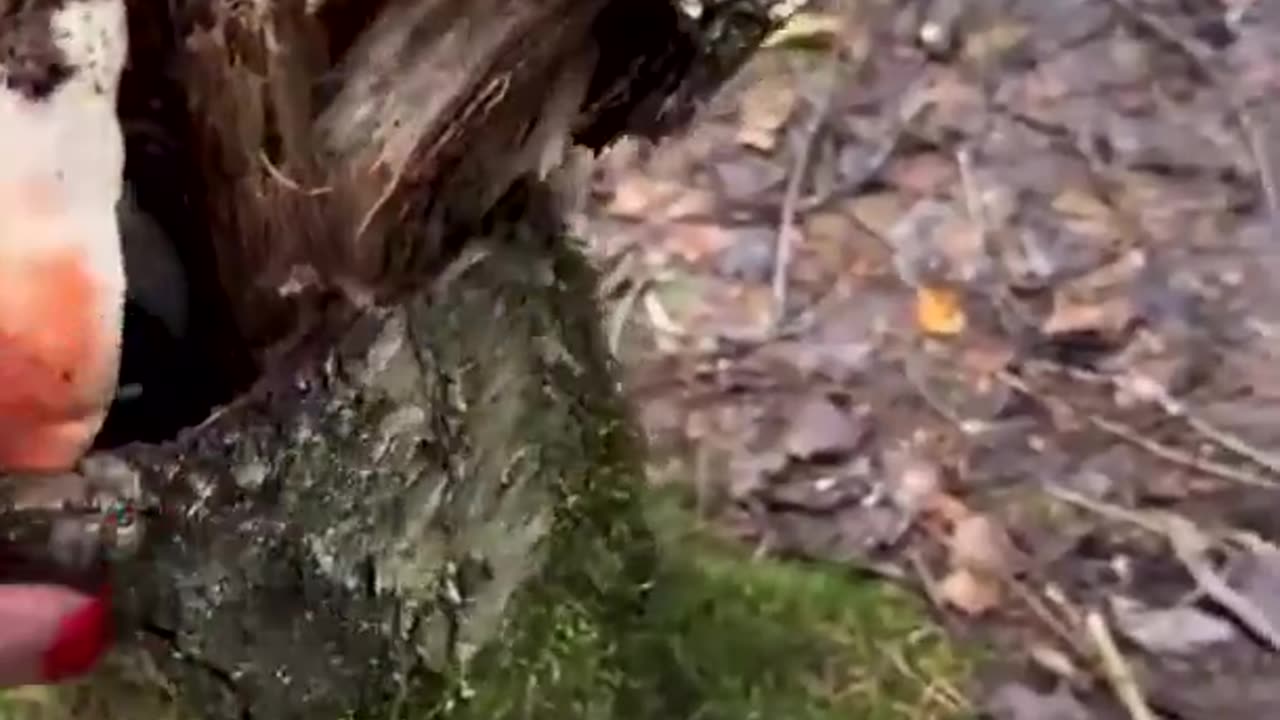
[612,492,976,720]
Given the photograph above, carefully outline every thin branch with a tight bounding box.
[1164,514,1280,653]
[772,49,841,329]
[1046,486,1280,653]
[1088,414,1280,489]
[1006,365,1280,488]
[1085,610,1159,720]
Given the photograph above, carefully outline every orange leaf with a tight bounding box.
[915,285,966,336]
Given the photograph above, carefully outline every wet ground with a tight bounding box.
[581,0,1280,717]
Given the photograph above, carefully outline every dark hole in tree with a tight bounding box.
[93,3,259,449]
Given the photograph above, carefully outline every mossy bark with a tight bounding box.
[43,181,655,720]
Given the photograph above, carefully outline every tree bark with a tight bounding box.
[0,0,804,718]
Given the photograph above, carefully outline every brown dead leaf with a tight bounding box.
[804,210,857,249]
[1042,294,1136,336]
[957,335,1017,375]
[1058,249,1146,295]
[608,177,684,218]
[736,75,798,152]
[665,222,733,263]
[1051,187,1117,241]
[949,513,1024,577]
[886,152,958,196]
[847,192,909,238]
[783,396,866,459]
[889,457,944,514]
[916,285,967,335]
[1051,187,1111,218]
[926,491,972,526]
[940,568,1003,615]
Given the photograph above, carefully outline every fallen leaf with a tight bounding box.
[1109,596,1237,655]
[889,198,990,286]
[949,513,1024,577]
[940,567,1002,615]
[934,216,988,282]
[713,225,776,282]
[916,285,967,335]
[926,491,972,525]
[736,75,797,151]
[607,176,684,217]
[957,334,1017,374]
[886,152,958,195]
[848,192,910,239]
[665,222,733,263]
[768,475,862,512]
[889,457,943,514]
[761,11,843,49]
[783,396,865,460]
[1041,294,1136,336]
[1051,186,1118,240]
[728,449,790,499]
[963,20,1030,65]
[713,156,787,201]
[805,209,858,249]
[1227,545,1280,640]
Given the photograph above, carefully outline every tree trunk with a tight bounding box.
[0,0,803,718]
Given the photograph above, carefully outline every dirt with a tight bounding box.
[581,0,1280,717]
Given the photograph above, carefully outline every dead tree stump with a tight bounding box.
[0,0,804,717]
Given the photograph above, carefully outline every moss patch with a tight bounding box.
[444,478,977,720]
[623,493,976,720]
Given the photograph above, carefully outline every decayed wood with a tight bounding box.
[128,0,804,353]
[90,182,637,720]
[1,0,806,717]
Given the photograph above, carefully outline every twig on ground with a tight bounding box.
[1046,486,1280,653]
[1103,0,1218,82]
[1164,514,1280,653]
[1085,609,1159,720]
[1181,406,1280,478]
[1006,578,1093,659]
[1088,414,1280,489]
[796,98,923,214]
[1043,485,1164,534]
[956,145,987,239]
[1001,365,1280,488]
[1112,371,1280,478]
[771,44,842,329]
[1242,109,1280,227]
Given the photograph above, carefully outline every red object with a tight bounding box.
[40,582,111,682]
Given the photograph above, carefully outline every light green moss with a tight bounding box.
[437,475,978,720]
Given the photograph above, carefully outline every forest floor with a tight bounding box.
[584,0,1280,717]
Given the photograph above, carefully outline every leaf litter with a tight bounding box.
[587,0,1280,716]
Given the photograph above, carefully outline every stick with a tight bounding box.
[771,46,840,329]
[1085,610,1159,720]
